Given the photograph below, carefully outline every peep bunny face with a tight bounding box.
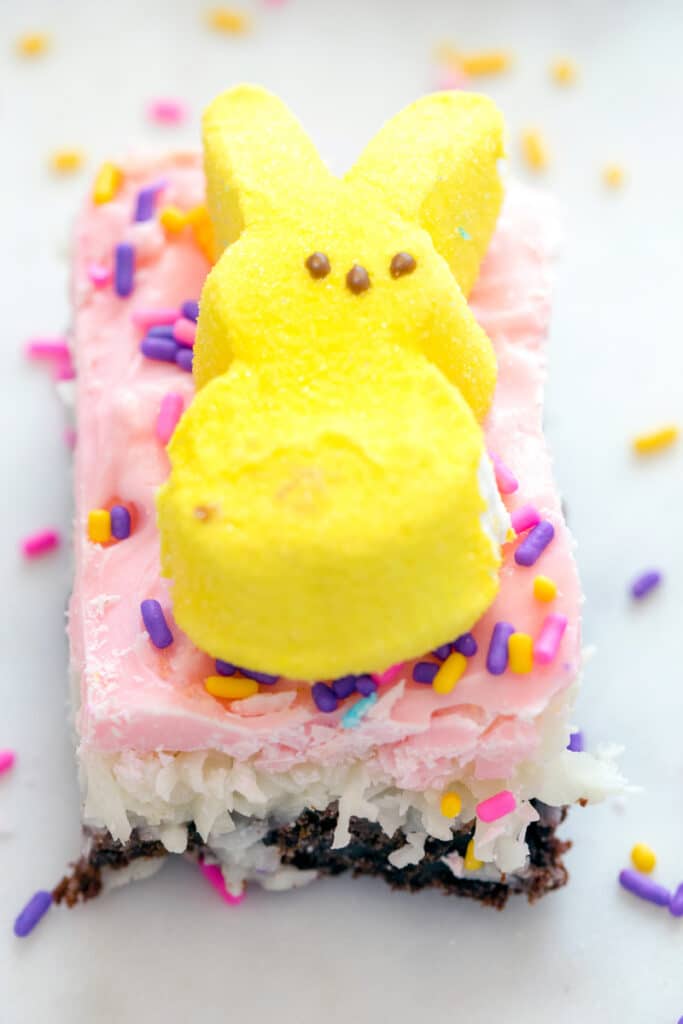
[158,85,509,680]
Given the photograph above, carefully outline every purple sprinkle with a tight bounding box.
[147,324,176,338]
[618,869,671,907]
[630,570,662,600]
[181,300,199,322]
[240,668,278,685]
[432,644,452,661]
[141,336,179,363]
[355,675,377,696]
[311,682,338,713]
[114,242,135,297]
[670,883,683,918]
[567,730,584,752]
[110,505,131,540]
[514,520,555,567]
[215,659,236,676]
[134,180,166,223]
[140,599,173,649]
[176,346,193,373]
[486,621,514,675]
[413,661,439,684]
[14,890,52,937]
[453,632,477,657]
[332,675,357,699]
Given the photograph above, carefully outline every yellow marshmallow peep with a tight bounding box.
[157,84,508,679]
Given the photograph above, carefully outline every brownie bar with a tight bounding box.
[53,803,569,911]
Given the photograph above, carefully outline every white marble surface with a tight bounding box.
[1,0,682,1021]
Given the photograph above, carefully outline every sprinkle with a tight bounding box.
[0,750,16,775]
[533,574,557,603]
[464,838,483,871]
[25,337,69,361]
[134,181,166,222]
[618,869,670,907]
[16,32,50,57]
[670,883,683,918]
[240,668,279,685]
[140,599,173,649]
[432,643,452,660]
[477,790,517,823]
[355,675,377,696]
[332,675,357,699]
[88,263,111,287]
[515,520,555,567]
[207,7,251,33]
[156,393,184,445]
[13,891,52,937]
[486,621,514,675]
[173,317,197,347]
[460,50,511,75]
[198,860,245,905]
[110,505,131,540]
[114,242,135,297]
[146,98,188,125]
[159,206,189,233]
[215,659,236,676]
[371,662,406,686]
[433,651,466,694]
[440,791,462,818]
[181,300,199,322]
[511,504,540,535]
[534,613,568,665]
[176,347,194,373]
[188,205,217,262]
[50,148,84,174]
[567,731,584,752]
[630,570,662,600]
[550,58,578,85]
[21,529,60,559]
[413,661,439,684]
[453,632,477,657]
[489,452,518,494]
[602,163,625,189]
[456,226,471,240]
[132,308,178,328]
[630,843,657,874]
[341,692,378,728]
[521,129,550,171]
[632,424,678,454]
[141,336,179,363]
[55,352,75,381]
[92,162,122,204]
[147,324,176,338]
[205,675,258,699]
[311,682,338,713]
[87,509,111,544]
[508,632,533,674]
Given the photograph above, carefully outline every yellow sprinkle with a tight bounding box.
[630,843,657,874]
[505,526,516,544]
[533,575,558,603]
[432,651,467,694]
[508,632,533,674]
[160,206,189,233]
[632,424,679,454]
[87,509,111,545]
[92,162,123,205]
[459,50,512,76]
[16,32,50,57]
[50,148,84,174]
[464,838,483,871]
[207,7,250,33]
[521,129,549,171]
[550,58,578,85]
[204,675,259,700]
[440,791,463,818]
[603,163,625,189]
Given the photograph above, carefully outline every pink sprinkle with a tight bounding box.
[371,662,406,686]
[511,504,541,534]
[54,352,75,380]
[0,750,16,775]
[25,337,69,361]
[534,613,568,665]
[490,452,518,494]
[156,392,184,444]
[173,317,197,347]
[21,529,61,559]
[147,98,188,125]
[198,861,245,905]
[131,308,178,328]
[476,790,517,823]
[88,263,112,287]
[64,427,77,449]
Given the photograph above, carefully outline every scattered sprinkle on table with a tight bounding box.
[14,890,52,937]
[515,520,555,567]
[341,692,377,728]
[630,570,662,600]
[550,58,578,85]
[92,162,122,204]
[602,163,625,189]
[50,149,84,174]
[440,791,462,819]
[21,529,60,559]
[508,632,533,674]
[147,98,188,125]
[534,613,567,665]
[487,621,514,675]
[25,337,69,361]
[207,7,251,33]
[438,44,511,76]
[432,651,466,694]
[16,32,50,57]
[477,790,516,823]
[632,424,678,454]
[521,129,549,171]
[533,574,557,602]
[0,750,16,775]
[631,843,657,874]
[198,860,245,904]
[205,675,258,699]
[140,599,173,649]
[618,868,670,907]
[567,730,583,752]
[87,509,111,544]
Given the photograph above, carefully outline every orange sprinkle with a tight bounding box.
[602,163,625,189]
[50,148,84,174]
[16,32,50,57]
[436,43,511,76]
[521,129,549,171]
[632,424,678,454]
[207,7,250,33]
[550,58,578,85]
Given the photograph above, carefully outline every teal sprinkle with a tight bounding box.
[341,692,378,729]
[457,226,471,240]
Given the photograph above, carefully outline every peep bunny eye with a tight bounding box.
[346,264,371,294]
[305,252,331,279]
[390,252,417,278]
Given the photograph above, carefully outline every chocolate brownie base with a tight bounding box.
[53,802,570,910]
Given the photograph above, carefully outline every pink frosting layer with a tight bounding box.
[70,155,579,790]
